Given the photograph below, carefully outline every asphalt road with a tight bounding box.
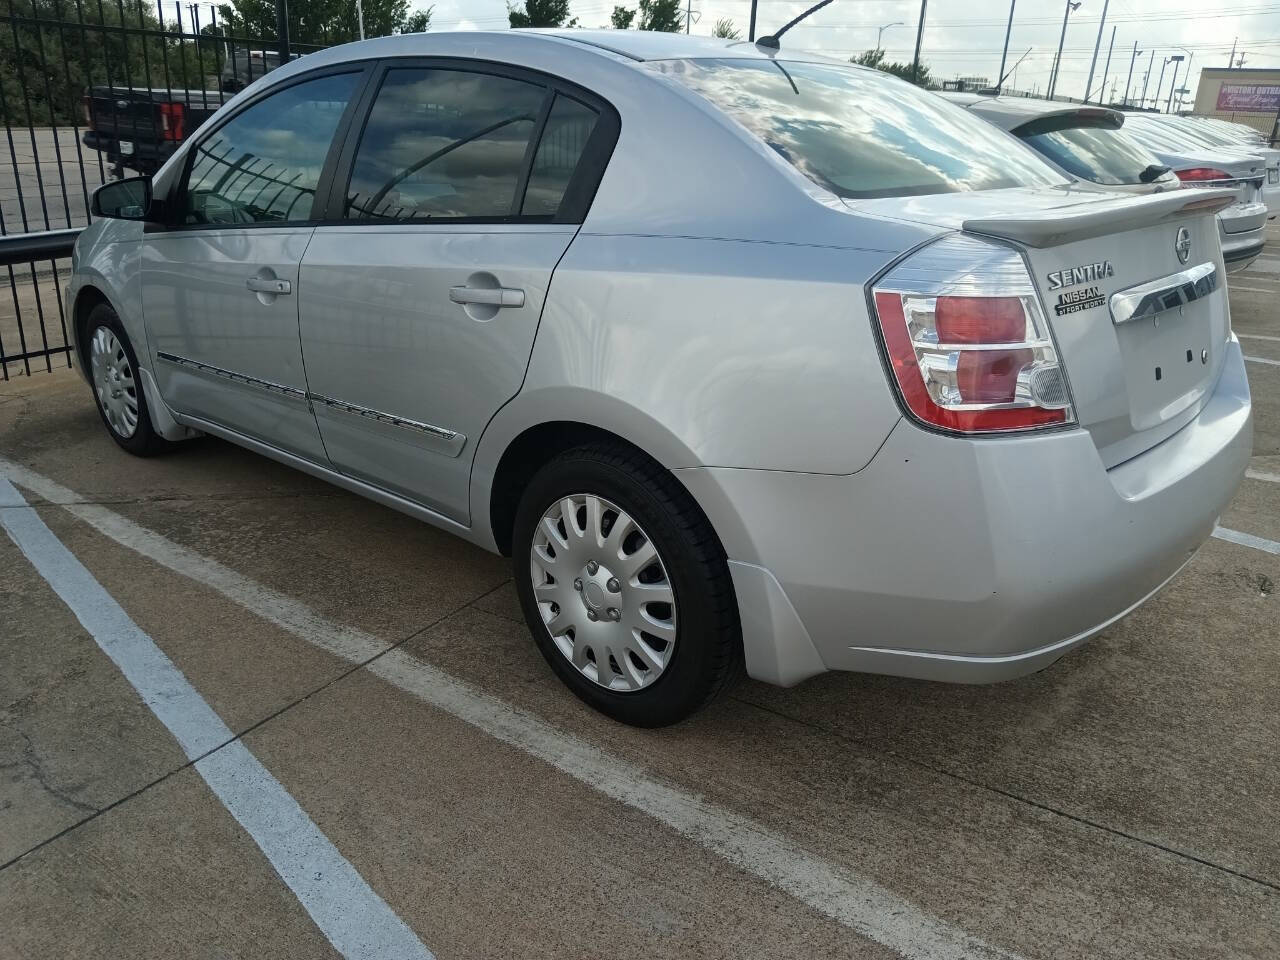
[0,234,1278,959]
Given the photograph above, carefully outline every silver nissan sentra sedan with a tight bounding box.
[67,31,1252,726]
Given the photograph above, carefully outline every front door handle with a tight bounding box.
[449,285,524,308]
[246,276,292,295]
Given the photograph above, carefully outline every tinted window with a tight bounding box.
[1019,124,1167,186]
[522,95,599,217]
[182,72,357,225]
[345,68,547,220]
[651,59,1062,199]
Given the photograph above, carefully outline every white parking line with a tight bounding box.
[1228,285,1280,294]
[0,457,1025,960]
[0,477,435,960]
[1245,355,1280,367]
[1214,526,1280,556]
[1237,334,1280,343]
[1247,469,1280,484]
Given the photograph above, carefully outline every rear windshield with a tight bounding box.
[649,58,1062,199]
[1018,122,1166,186]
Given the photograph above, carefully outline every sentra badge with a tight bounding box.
[1046,260,1114,291]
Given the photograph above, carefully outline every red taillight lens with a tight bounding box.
[870,235,1074,435]
[158,101,185,141]
[1175,167,1232,182]
[935,295,1026,344]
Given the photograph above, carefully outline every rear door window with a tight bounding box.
[344,68,548,221]
[651,58,1062,199]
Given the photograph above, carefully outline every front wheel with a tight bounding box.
[513,444,742,727]
[84,302,174,456]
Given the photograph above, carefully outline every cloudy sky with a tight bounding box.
[417,0,1280,105]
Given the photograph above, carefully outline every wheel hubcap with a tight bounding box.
[530,493,677,692]
[89,326,139,439]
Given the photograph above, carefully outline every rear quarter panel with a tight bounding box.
[470,233,907,537]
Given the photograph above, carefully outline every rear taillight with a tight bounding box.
[871,234,1074,434]
[158,101,185,141]
[1175,167,1233,184]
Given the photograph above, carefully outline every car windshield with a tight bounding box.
[649,58,1063,199]
[1018,121,1165,186]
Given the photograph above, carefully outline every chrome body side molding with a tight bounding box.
[156,351,308,401]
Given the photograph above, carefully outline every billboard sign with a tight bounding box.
[1215,83,1280,112]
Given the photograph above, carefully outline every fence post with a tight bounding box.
[275,0,289,64]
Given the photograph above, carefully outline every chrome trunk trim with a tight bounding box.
[1109,262,1218,326]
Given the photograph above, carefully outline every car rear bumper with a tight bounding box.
[1222,229,1266,272]
[680,340,1252,687]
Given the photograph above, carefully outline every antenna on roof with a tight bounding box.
[755,0,836,50]
[991,48,1033,95]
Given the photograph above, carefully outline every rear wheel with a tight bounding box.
[85,303,173,456]
[513,443,742,727]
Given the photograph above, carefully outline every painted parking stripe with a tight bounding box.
[1237,333,1280,343]
[1214,526,1280,556]
[1228,285,1280,294]
[0,477,434,960]
[0,457,1024,960]
[1247,469,1280,484]
[1245,355,1280,367]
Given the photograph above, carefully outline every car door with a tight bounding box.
[141,68,366,463]
[298,62,616,523]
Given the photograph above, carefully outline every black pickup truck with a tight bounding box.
[82,86,224,176]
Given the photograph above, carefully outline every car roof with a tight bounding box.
[539,28,850,64]
[942,93,1124,132]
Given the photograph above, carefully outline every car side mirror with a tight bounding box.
[91,176,154,221]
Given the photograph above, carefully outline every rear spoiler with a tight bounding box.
[962,188,1237,248]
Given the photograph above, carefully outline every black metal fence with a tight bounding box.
[0,0,327,379]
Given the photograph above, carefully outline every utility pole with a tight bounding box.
[1049,0,1080,99]
[1228,37,1236,68]
[1124,42,1140,106]
[911,0,928,86]
[1141,49,1153,107]
[997,0,1016,92]
[357,0,365,39]
[1154,56,1169,110]
[275,0,289,63]
[1094,24,1115,103]
[685,0,691,33]
[1084,0,1109,105]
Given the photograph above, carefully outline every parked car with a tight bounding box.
[1146,114,1279,216]
[82,85,222,177]
[68,32,1252,726]
[942,95,1181,194]
[220,50,298,93]
[947,96,1267,272]
[1119,113,1270,270]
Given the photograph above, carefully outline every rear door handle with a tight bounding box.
[246,276,292,295]
[449,285,524,308]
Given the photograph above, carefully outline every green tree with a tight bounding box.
[508,0,577,28]
[608,5,634,28]
[637,0,682,31]
[710,17,739,39]
[401,7,433,32]
[217,0,427,46]
[1,0,209,127]
[852,48,933,88]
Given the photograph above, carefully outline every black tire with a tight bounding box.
[83,302,175,457]
[513,443,742,727]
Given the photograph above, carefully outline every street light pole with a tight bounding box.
[1165,55,1184,113]
[1141,49,1154,106]
[1175,51,1194,113]
[1093,23,1115,103]
[877,21,903,51]
[1124,42,1140,106]
[997,0,1016,91]
[1154,56,1170,110]
[748,0,758,41]
[1084,0,1109,104]
[1048,0,1080,99]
